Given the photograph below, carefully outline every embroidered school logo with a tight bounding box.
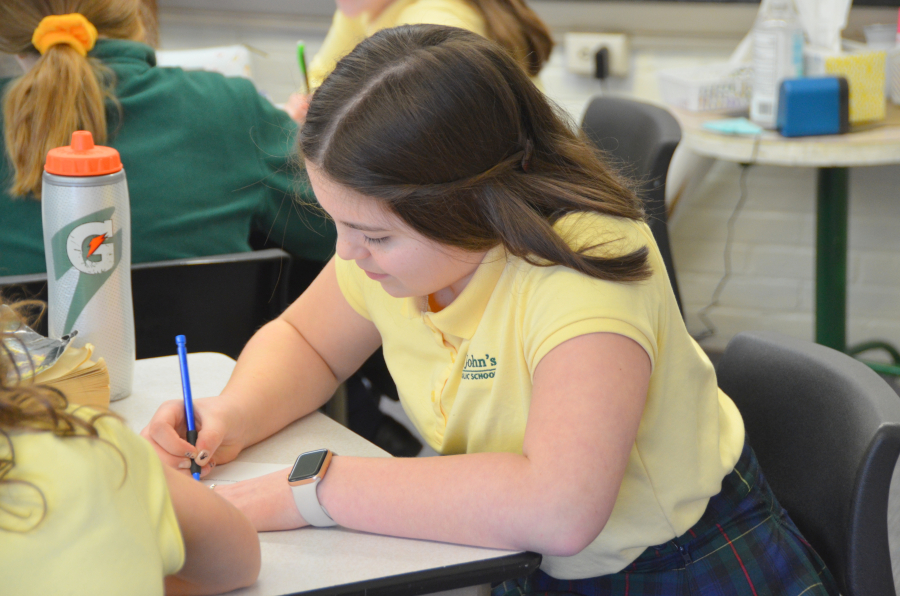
[50,207,122,334]
[462,354,497,380]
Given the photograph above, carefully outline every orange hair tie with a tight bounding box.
[32,14,98,57]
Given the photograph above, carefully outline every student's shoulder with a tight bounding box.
[147,65,263,106]
[394,0,486,32]
[508,212,653,289]
[554,211,653,258]
[136,66,296,138]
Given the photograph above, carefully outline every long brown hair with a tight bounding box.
[0,299,119,532]
[466,0,553,76]
[300,25,650,283]
[0,0,146,199]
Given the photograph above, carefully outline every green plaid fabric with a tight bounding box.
[493,443,838,596]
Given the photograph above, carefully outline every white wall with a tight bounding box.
[127,3,900,355]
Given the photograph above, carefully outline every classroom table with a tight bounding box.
[113,353,540,596]
[672,103,900,374]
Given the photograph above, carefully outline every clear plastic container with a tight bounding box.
[750,0,805,128]
[865,23,896,96]
[891,47,900,105]
[863,23,896,49]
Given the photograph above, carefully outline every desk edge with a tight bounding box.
[287,551,542,596]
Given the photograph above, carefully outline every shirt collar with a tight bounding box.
[364,0,418,34]
[88,39,156,68]
[401,244,508,339]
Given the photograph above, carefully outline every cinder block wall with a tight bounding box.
[671,162,900,355]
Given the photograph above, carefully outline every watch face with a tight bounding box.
[289,449,329,482]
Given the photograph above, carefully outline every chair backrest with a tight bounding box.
[580,95,683,312]
[717,331,900,596]
[0,248,292,360]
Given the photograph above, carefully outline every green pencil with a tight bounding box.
[297,41,309,94]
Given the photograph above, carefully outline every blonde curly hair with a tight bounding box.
[0,298,120,532]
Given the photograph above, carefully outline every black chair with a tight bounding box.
[717,331,900,596]
[0,248,292,360]
[581,95,683,312]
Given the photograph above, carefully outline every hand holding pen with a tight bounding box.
[176,335,202,480]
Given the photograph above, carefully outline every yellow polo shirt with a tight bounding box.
[1,406,185,595]
[308,0,487,90]
[335,211,745,578]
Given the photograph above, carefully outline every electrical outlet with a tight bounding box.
[564,33,630,78]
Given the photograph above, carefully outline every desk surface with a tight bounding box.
[673,103,900,167]
[114,353,539,596]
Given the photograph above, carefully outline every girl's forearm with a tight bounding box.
[164,466,262,595]
[316,452,612,556]
[218,318,341,450]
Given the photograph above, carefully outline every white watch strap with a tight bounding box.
[292,481,337,527]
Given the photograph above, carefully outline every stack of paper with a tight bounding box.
[33,343,110,409]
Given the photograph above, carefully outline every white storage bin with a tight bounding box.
[658,63,752,112]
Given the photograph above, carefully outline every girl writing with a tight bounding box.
[144,25,837,595]
[286,0,554,454]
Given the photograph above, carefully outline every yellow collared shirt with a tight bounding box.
[308,0,487,90]
[335,211,745,578]
[1,406,185,594]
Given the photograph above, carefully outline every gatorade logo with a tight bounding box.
[51,207,122,334]
[67,220,114,274]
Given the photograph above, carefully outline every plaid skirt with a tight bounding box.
[492,442,839,596]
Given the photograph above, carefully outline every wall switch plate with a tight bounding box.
[564,32,630,78]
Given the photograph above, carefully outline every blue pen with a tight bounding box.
[175,335,201,480]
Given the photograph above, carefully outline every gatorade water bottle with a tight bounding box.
[42,131,135,400]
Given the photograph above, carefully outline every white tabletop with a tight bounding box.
[113,353,532,596]
[672,103,900,167]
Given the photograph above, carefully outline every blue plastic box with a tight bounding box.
[777,77,849,137]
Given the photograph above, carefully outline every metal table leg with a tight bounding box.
[817,167,900,375]
[816,167,848,351]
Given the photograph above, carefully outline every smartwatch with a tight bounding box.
[288,449,337,527]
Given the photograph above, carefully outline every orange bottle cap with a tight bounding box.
[44,131,122,176]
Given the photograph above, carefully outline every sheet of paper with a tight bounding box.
[156,45,253,80]
[202,461,287,487]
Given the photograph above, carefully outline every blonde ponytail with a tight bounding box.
[467,0,553,77]
[3,46,114,199]
[0,1,144,199]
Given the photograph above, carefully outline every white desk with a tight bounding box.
[113,353,539,596]
[673,104,900,168]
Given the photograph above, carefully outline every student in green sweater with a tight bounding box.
[0,0,335,277]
